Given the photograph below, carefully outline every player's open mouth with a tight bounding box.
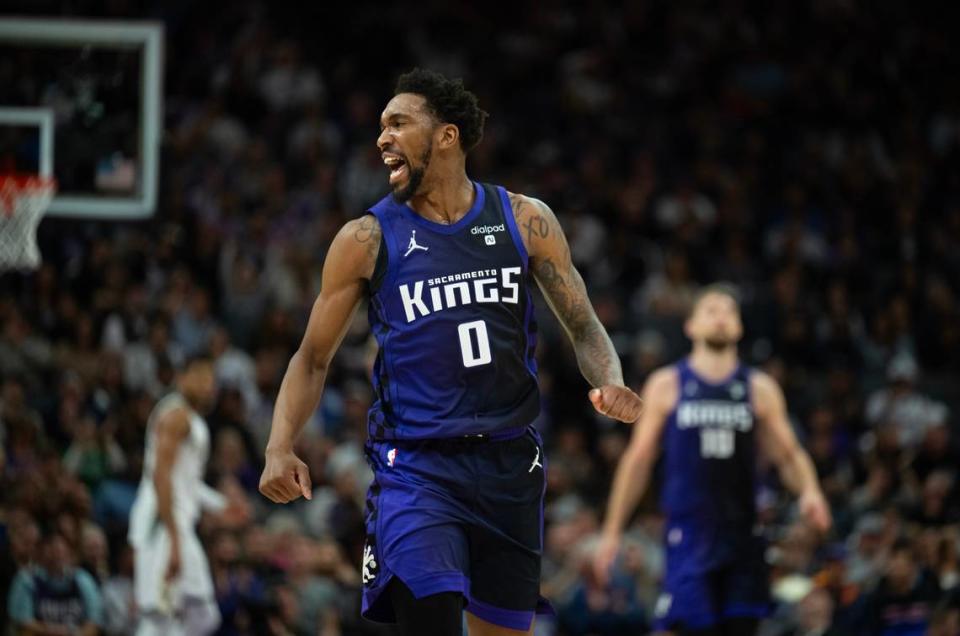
[383,154,408,185]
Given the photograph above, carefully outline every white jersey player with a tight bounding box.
[128,356,224,635]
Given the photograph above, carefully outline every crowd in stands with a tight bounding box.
[2,1,960,634]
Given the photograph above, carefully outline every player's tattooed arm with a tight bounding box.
[351,213,382,277]
[261,216,376,503]
[509,193,619,385]
[511,192,641,423]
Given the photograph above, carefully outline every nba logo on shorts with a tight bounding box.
[655,593,673,618]
[485,235,496,245]
[387,448,397,467]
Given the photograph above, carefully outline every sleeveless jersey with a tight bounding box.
[661,359,758,525]
[128,392,212,546]
[366,181,539,440]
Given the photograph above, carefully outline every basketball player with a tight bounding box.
[593,284,832,635]
[128,355,224,635]
[258,68,643,636]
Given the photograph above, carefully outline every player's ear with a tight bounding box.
[436,123,459,150]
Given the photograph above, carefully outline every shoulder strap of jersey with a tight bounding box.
[487,184,530,271]
[740,363,755,403]
[367,197,403,295]
[368,213,389,293]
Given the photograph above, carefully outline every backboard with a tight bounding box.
[0,17,163,219]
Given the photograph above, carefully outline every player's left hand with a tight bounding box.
[592,533,621,588]
[589,386,643,424]
[799,489,832,533]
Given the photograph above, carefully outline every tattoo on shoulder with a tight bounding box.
[509,193,553,245]
[352,215,381,261]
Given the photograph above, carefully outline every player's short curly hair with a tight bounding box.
[689,282,742,317]
[395,68,489,152]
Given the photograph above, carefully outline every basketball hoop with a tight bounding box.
[0,174,55,271]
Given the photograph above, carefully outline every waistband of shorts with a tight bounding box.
[373,425,530,447]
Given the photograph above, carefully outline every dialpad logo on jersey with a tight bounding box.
[676,400,753,431]
[398,266,522,323]
[470,223,505,235]
[362,542,378,585]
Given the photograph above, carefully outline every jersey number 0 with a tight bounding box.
[458,320,492,367]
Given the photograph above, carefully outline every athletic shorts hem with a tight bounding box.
[403,571,469,599]
[361,571,468,624]
[465,595,535,632]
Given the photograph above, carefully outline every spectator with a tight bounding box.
[100,544,136,636]
[62,417,127,492]
[7,530,103,635]
[865,355,949,448]
[787,587,850,636]
[555,540,647,636]
[210,326,259,415]
[857,538,941,636]
[0,512,40,624]
[173,287,217,358]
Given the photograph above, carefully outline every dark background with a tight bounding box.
[1,1,960,634]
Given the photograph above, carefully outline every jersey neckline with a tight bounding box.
[398,180,486,235]
[682,357,743,388]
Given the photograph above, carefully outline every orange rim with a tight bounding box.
[0,173,56,217]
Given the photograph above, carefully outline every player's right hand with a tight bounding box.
[259,448,313,503]
[799,489,832,533]
[165,536,181,581]
[592,533,621,587]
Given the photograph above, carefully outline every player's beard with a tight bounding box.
[704,336,735,352]
[392,146,432,203]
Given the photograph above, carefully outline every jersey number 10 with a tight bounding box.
[700,428,735,459]
[458,320,492,367]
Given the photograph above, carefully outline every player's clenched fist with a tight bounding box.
[589,386,644,424]
[259,448,313,503]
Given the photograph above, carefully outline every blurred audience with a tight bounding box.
[2,2,960,635]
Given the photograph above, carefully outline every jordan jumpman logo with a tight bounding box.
[529,446,543,473]
[403,230,429,258]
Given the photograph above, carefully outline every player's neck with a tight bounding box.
[688,346,738,382]
[176,387,199,412]
[407,172,474,225]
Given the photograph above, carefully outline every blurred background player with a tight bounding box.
[127,355,225,636]
[595,284,832,636]
[258,69,643,636]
